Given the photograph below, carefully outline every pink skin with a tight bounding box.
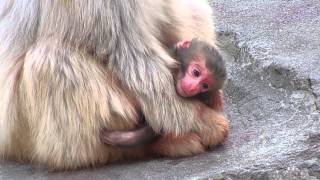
[176,61,214,97]
[176,40,191,49]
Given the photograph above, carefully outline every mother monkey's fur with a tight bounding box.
[0,0,228,170]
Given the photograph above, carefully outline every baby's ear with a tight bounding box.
[176,40,191,48]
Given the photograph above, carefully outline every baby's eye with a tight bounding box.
[202,83,209,89]
[192,69,200,77]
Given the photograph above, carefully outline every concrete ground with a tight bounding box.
[1,0,319,179]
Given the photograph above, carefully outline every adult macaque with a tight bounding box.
[0,0,228,170]
[102,38,227,147]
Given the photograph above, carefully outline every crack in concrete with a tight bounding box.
[219,31,319,114]
[308,78,319,111]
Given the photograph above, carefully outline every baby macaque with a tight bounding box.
[102,38,227,147]
[173,38,226,110]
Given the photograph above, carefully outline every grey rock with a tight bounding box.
[1,0,320,179]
